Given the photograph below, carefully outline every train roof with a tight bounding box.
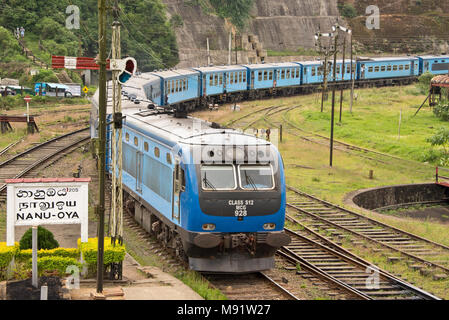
[416,55,449,60]
[123,109,271,147]
[242,62,299,70]
[361,56,418,62]
[150,69,199,79]
[297,60,355,66]
[192,65,246,73]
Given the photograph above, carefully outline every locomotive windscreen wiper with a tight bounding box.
[203,172,216,190]
[244,171,258,190]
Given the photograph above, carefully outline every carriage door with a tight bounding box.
[136,151,143,193]
[172,157,184,222]
[251,71,255,89]
[361,64,365,79]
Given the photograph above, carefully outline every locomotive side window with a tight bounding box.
[154,147,160,158]
[134,137,138,146]
[125,132,129,142]
[238,165,274,190]
[201,165,236,190]
[166,153,172,164]
[144,142,149,152]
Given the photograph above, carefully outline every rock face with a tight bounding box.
[249,0,340,50]
[163,0,340,68]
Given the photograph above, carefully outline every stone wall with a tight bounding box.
[349,183,449,211]
[162,0,340,68]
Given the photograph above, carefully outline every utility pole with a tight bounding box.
[329,31,339,168]
[339,37,345,124]
[228,32,232,65]
[96,0,107,295]
[207,38,211,66]
[315,32,337,113]
[235,31,238,65]
[111,0,124,247]
[349,31,355,113]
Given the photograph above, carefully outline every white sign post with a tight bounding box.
[6,178,90,247]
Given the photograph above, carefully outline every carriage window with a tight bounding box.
[243,72,247,82]
[166,153,172,164]
[286,69,290,79]
[336,66,340,74]
[134,137,138,146]
[304,68,307,75]
[171,81,175,93]
[214,74,218,86]
[209,75,213,86]
[125,132,129,142]
[201,165,236,190]
[183,79,187,91]
[387,66,392,71]
[312,68,316,76]
[368,67,373,72]
[405,65,410,70]
[263,71,268,81]
[399,65,404,70]
[374,66,380,72]
[219,74,223,85]
[144,142,149,152]
[393,65,398,71]
[239,165,274,190]
[381,66,386,72]
[296,68,300,78]
[154,147,160,158]
[281,69,285,79]
[269,71,273,80]
[258,71,262,81]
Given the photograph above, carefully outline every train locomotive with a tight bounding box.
[92,76,291,273]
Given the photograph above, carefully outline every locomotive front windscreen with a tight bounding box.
[201,165,237,190]
[200,164,275,191]
[239,165,274,190]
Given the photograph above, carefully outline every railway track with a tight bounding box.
[122,204,302,300]
[280,226,439,300]
[286,186,449,275]
[0,127,91,201]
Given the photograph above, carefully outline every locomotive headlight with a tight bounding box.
[263,223,276,230]
[202,223,216,231]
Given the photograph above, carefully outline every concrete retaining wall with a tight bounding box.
[350,183,449,210]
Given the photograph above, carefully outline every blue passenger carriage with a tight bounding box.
[151,69,200,115]
[357,57,419,82]
[192,65,247,104]
[417,55,449,75]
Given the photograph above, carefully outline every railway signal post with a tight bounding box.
[96,0,107,296]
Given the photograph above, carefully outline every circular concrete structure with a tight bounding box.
[346,183,449,212]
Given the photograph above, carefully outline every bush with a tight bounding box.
[19,226,59,250]
[16,247,79,263]
[0,242,19,270]
[78,237,126,275]
[433,102,449,121]
[339,3,358,18]
[26,256,81,276]
[417,71,434,94]
[31,69,59,84]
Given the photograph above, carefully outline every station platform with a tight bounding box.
[68,254,203,300]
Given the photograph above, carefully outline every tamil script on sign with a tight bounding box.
[13,186,85,226]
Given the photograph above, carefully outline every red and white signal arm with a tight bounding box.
[5,178,90,246]
[24,95,32,103]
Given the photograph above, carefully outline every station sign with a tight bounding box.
[6,178,90,246]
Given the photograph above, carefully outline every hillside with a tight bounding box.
[0,0,179,73]
[342,0,449,54]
